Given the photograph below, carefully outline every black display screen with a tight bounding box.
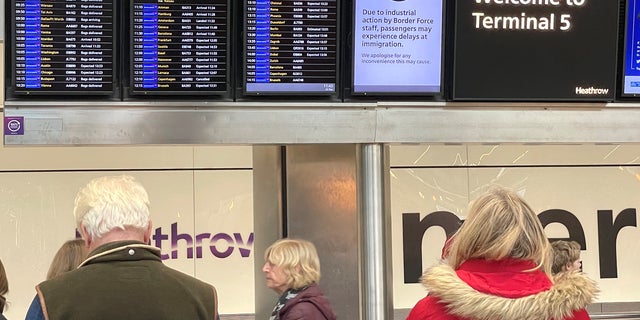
[452,0,618,101]
[130,0,229,95]
[244,0,338,94]
[12,0,115,94]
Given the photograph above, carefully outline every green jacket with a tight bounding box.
[37,240,218,320]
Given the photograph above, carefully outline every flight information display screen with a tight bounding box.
[244,0,338,94]
[623,0,640,96]
[452,0,618,101]
[352,0,444,94]
[12,0,115,94]
[130,0,228,95]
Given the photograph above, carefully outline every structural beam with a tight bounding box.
[3,101,640,145]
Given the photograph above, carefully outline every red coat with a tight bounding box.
[407,259,597,320]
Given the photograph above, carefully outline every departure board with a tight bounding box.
[13,0,115,94]
[130,0,228,95]
[623,0,640,96]
[244,0,338,94]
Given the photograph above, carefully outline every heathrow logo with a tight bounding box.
[152,222,254,260]
[575,86,609,95]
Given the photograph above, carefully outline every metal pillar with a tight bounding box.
[285,145,359,320]
[252,146,284,318]
[358,144,393,320]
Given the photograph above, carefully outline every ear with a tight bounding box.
[80,225,92,248]
[144,221,153,244]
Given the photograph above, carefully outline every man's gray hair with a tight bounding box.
[74,175,150,239]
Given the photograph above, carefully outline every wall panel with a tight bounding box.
[0,163,253,319]
[391,144,640,311]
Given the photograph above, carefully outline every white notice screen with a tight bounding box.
[353,0,443,94]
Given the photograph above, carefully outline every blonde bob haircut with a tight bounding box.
[264,238,321,290]
[447,186,552,275]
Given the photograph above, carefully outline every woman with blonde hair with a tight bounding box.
[47,238,88,280]
[407,186,597,320]
[263,238,336,320]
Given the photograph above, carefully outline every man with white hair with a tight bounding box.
[25,175,219,320]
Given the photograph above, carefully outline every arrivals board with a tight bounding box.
[452,0,618,101]
[623,0,640,96]
[244,0,338,94]
[130,0,229,95]
[12,0,115,94]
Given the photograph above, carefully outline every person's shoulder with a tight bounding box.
[301,283,328,298]
[407,295,453,320]
[563,308,591,320]
[37,268,77,290]
[549,271,598,316]
[284,301,334,320]
[38,261,101,290]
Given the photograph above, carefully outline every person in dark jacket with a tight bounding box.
[25,175,219,320]
[407,186,597,320]
[263,238,336,320]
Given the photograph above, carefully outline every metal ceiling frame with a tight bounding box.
[3,101,640,145]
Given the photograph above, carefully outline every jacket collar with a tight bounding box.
[422,261,598,320]
[78,240,161,268]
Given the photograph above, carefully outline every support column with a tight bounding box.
[359,143,393,320]
[252,146,284,318]
[286,145,359,320]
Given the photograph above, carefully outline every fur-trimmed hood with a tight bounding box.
[420,260,598,320]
